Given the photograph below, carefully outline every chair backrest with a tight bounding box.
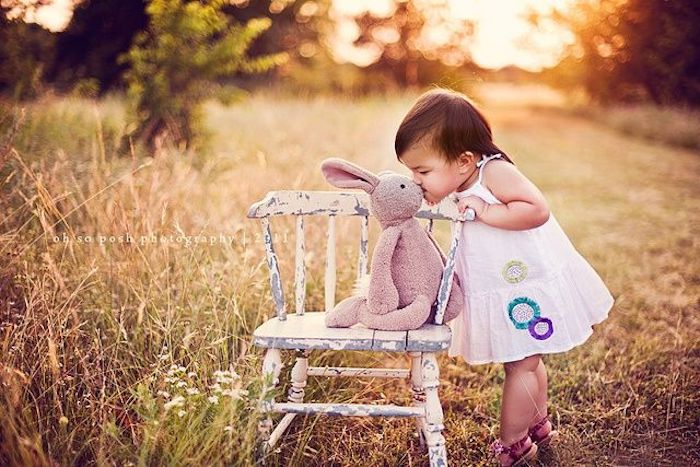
[247,190,473,325]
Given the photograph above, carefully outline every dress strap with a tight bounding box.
[476,153,502,184]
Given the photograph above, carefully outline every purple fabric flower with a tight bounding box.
[528,317,554,340]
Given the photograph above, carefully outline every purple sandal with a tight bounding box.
[528,415,559,448]
[490,434,538,466]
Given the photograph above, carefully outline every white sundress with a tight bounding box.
[448,153,614,365]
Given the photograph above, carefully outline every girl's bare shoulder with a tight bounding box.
[482,159,547,205]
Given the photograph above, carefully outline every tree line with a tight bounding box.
[1,0,698,151]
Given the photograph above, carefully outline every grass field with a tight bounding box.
[1,87,698,466]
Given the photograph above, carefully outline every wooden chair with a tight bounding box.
[247,190,473,466]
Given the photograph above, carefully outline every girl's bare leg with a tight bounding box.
[498,354,543,464]
[532,358,552,435]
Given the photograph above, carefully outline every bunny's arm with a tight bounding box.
[367,226,401,315]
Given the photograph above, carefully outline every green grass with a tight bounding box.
[1,89,698,466]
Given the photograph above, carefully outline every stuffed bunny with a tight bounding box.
[320,158,464,331]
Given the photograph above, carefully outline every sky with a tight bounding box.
[22,0,576,72]
[331,0,576,71]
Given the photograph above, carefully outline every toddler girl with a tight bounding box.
[395,88,614,466]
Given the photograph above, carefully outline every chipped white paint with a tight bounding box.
[253,312,450,352]
[247,190,370,218]
[267,413,297,448]
[295,215,306,315]
[410,351,427,446]
[421,353,448,466]
[258,348,282,444]
[245,191,474,464]
[269,402,424,418]
[307,367,410,378]
[357,215,369,281]
[247,190,473,222]
[325,215,336,312]
[261,217,286,320]
[435,221,463,325]
[288,350,309,403]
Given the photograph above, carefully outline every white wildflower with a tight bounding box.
[185,387,200,395]
[221,389,247,400]
[175,381,187,388]
[178,410,186,418]
[224,426,234,433]
[207,395,219,405]
[164,395,185,411]
[156,390,171,398]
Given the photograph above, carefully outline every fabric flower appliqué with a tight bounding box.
[502,260,528,284]
[507,296,554,340]
[528,317,554,340]
[507,297,540,329]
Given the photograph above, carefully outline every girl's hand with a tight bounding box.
[457,195,487,219]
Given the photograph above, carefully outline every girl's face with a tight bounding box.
[399,143,477,204]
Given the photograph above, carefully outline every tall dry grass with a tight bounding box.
[1,88,698,466]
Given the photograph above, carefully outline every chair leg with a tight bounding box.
[288,349,310,403]
[258,348,282,449]
[421,352,448,467]
[266,349,311,448]
[409,351,427,447]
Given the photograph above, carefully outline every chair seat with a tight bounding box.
[252,312,452,352]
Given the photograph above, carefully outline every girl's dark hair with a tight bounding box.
[395,88,513,164]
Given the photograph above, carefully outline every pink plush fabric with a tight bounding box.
[321,158,464,331]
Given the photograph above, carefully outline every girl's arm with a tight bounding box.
[458,160,550,230]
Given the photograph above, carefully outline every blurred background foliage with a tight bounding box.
[1,0,698,151]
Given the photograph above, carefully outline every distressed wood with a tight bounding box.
[261,217,286,320]
[288,350,309,403]
[357,215,369,280]
[325,215,336,312]
[248,191,369,218]
[267,413,297,448]
[247,190,473,222]
[295,215,306,315]
[410,351,427,448]
[434,221,463,325]
[246,190,470,464]
[253,312,451,352]
[406,325,452,351]
[307,367,410,378]
[258,348,282,445]
[422,353,448,467]
[268,402,424,418]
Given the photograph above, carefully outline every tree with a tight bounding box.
[350,0,475,88]
[48,0,332,94]
[49,0,149,93]
[0,2,56,100]
[543,0,700,105]
[120,0,287,154]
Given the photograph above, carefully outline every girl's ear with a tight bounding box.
[457,151,479,173]
[321,158,380,193]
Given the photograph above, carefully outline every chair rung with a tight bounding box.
[270,402,424,418]
[307,366,410,378]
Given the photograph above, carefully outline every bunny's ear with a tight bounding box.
[321,158,379,193]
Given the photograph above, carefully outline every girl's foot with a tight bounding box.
[490,434,538,466]
[528,415,559,448]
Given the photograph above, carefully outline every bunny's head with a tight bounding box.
[321,158,423,225]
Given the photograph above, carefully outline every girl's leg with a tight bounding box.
[531,358,553,437]
[497,354,542,464]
